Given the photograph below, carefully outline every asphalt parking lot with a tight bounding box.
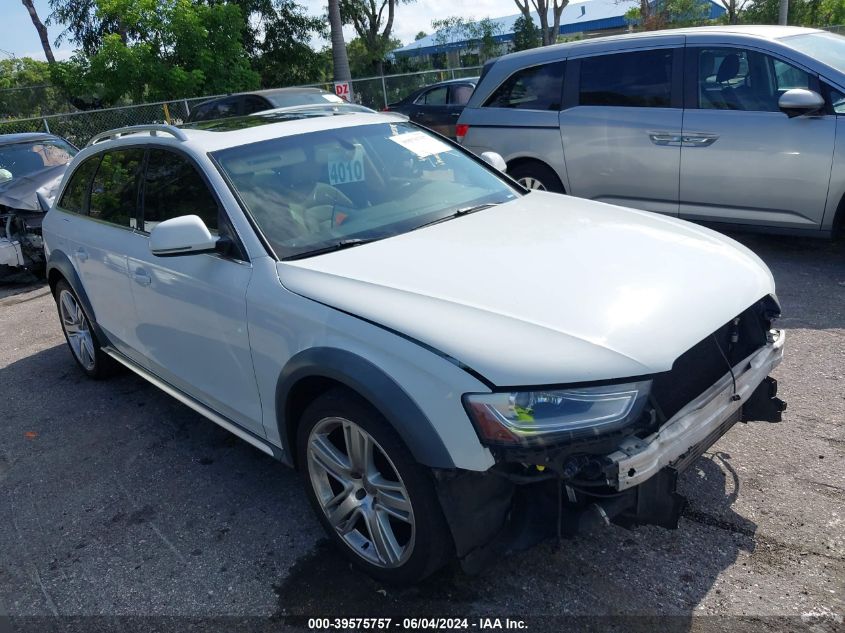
[0,232,843,632]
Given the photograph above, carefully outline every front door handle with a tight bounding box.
[75,248,88,263]
[682,134,719,147]
[132,268,151,286]
[648,132,682,146]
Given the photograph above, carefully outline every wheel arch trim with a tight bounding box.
[46,249,110,345]
[275,347,457,470]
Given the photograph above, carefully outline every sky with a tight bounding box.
[1,0,523,61]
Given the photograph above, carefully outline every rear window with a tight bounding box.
[484,61,565,110]
[579,49,674,108]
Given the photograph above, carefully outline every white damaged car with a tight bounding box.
[42,112,786,583]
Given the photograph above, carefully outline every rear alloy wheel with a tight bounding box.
[54,280,117,379]
[298,388,452,583]
[508,162,565,194]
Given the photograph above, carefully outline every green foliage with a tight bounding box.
[512,14,540,51]
[633,0,711,28]
[0,58,72,118]
[431,16,504,65]
[742,0,845,25]
[414,31,427,40]
[49,0,260,107]
[340,0,414,75]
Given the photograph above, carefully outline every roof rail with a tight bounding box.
[86,124,188,147]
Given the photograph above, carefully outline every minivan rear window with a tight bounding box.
[484,61,565,111]
[579,49,674,108]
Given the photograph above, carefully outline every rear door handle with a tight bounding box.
[648,132,682,146]
[682,134,719,147]
[75,248,88,263]
[132,268,151,286]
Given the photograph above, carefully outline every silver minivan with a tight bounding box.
[458,26,845,237]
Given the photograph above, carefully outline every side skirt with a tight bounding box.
[102,347,283,461]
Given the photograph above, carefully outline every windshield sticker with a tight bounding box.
[323,93,345,103]
[328,145,365,185]
[388,131,451,158]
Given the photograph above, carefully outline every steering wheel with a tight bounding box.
[301,183,355,232]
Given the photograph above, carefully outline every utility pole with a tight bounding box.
[778,0,788,24]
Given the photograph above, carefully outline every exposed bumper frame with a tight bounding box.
[609,329,785,491]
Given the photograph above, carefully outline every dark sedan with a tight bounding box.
[187,88,345,123]
[384,77,478,139]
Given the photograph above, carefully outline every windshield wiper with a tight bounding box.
[283,238,379,261]
[413,203,498,231]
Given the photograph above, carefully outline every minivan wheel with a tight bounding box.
[509,162,565,194]
[297,388,452,584]
[54,280,117,379]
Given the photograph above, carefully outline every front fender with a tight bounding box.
[46,249,109,345]
[276,347,456,469]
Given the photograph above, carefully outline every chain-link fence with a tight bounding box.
[0,67,482,147]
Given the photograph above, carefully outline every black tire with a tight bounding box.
[509,161,565,193]
[297,387,453,584]
[53,279,119,379]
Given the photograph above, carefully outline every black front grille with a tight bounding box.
[650,297,776,421]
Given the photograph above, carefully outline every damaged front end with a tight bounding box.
[437,296,786,573]
[0,206,47,281]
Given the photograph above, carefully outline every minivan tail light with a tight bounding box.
[455,124,469,144]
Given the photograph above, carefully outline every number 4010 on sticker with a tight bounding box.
[328,147,365,186]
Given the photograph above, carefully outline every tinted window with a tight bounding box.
[242,96,271,114]
[449,84,474,105]
[143,149,218,232]
[419,86,448,105]
[89,149,145,227]
[485,62,565,110]
[696,48,813,112]
[58,155,100,214]
[580,49,673,107]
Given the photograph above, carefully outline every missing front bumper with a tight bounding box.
[436,333,786,573]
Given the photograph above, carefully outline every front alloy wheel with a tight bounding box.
[298,388,453,583]
[307,417,415,568]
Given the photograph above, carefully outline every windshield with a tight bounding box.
[782,32,845,73]
[0,138,77,186]
[213,122,519,259]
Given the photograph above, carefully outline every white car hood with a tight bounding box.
[278,192,775,386]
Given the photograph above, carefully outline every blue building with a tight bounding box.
[392,0,726,60]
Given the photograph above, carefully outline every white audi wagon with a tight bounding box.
[42,111,786,583]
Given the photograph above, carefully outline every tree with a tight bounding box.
[431,16,503,65]
[414,30,427,40]
[715,0,752,23]
[329,0,352,82]
[626,0,711,28]
[50,0,259,107]
[512,14,541,51]
[340,0,413,75]
[21,0,56,63]
[511,0,567,46]
[0,57,70,117]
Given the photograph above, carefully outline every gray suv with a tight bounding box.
[458,26,845,237]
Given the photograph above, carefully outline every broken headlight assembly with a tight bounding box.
[463,380,652,446]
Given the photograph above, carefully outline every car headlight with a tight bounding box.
[463,380,652,446]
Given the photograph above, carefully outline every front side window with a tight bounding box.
[58,155,101,214]
[213,122,518,259]
[484,61,565,110]
[143,149,218,233]
[696,48,813,112]
[89,149,145,227]
[579,49,674,108]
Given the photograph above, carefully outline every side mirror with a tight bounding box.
[149,214,217,257]
[778,89,825,118]
[480,151,507,173]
